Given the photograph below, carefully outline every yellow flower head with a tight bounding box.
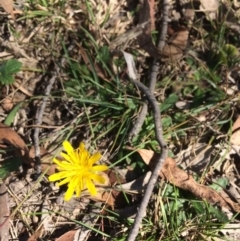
[48,141,108,201]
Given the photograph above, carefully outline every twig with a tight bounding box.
[0,183,9,236]
[128,0,169,139]
[127,79,168,241]
[33,76,56,174]
[157,0,169,51]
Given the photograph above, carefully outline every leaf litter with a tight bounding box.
[0,0,15,19]
[0,0,240,240]
[138,149,240,212]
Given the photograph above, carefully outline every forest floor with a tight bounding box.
[0,0,240,240]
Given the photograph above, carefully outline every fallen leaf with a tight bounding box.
[137,0,189,60]
[55,230,76,241]
[160,29,189,61]
[84,171,114,205]
[199,0,219,20]
[137,0,162,58]
[147,0,155,31]
[183,8,195,23]
[176,143,214,172]
[137,149,155,165]
[220,224,240,240]
[90,189,117,206]
[122,51,138,80]
[0,183,10,241]
[1,98,14,112]
[200,0,219,10]
[26,226,43,241]
[137,149,240,212]
[0,0,15,19]
[0,123,29,162]
[175,100,190,110]
[109,21,149,49]
[116,171,151,192]
[73,225,94,241]
[87,170,127,207]
[230,116,240,145]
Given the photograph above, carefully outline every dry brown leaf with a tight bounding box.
[88,171,117,206]
[176,143,214,172]
[29,146,56,175]
[138,0,155,31]
[26,226,43,241]
[110,0,189,60]
[90,188,117,206]
[88,170,126,207]
[109,21,149,49]
[200,0,219,10]
[117,171,151,192]
[55,230,76,241]
[137,0,162,58]
[200,0,219,20]
[0,0,15,19]
[137,149,154,164]
[137,0,155,29]
[183,8,195,23]
[0,183,10,241]
[160,29,189,61]
[230,116,240,145]
[1,98,14,112]
[0,123,29,162]
[137,149,240,212]
[137,0,189,60]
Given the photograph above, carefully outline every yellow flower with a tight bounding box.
[48,141,108,201]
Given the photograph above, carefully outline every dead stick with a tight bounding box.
[34,76,56,174]
[127,79,168,241]
[128,0,169,139]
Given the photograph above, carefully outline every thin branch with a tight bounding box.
[33,76,56,174]
[127,79,168,241]
[157,0,169,51]
[128,0,169,139]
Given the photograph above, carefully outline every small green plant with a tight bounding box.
[0,59,22,85]
[0,157,22,180]
[217,43,240,68]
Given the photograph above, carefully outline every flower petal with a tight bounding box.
[79,144,90,166]
[63,140,74,154]
[49,141,109,201]
[49,170,77,182]
[60,152,75,163]
[62,141,79,163]
[48,172,65,182]
[75,180,83,197]
[88,152,102,165]
[86,178,97,195]
[88,173,106,184]
[57,176,73,186]
[53,159,74,169]
[71,175,81,190]
[55,163,73,171]
[64,182,75,201]
[92,165,108,171]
